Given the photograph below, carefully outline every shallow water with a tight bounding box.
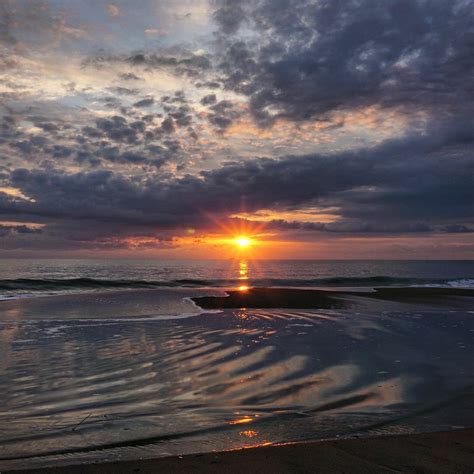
[0,289,472,469]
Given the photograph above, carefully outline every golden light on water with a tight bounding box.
[239,261,248,278]
[238,260,250,291]
[240,430,258,438]
[229,415,254,425]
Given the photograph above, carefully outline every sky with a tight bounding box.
[0,0,473,259]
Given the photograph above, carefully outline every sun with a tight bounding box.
[234,236,252,248]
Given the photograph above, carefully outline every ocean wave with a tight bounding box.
[0,277,209,292]
[0,276,473,296]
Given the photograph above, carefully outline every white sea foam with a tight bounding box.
[446,278,474,288]
[414,278,474,288]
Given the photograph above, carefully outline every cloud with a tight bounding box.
[109,87,139,96]
[0,2,17,46]
[160,117,175,134]
[207,100,242,131]
[2,116,472,247]
[85,50,212,78]
[0,105,199,176]
[443,224,474,234]
[213,0,246,34]
[0,1,91,51]
[94,115,140,143]
[196,81,221,89]
[0,224,42,237]
[1,0,472,257]
[212,0,474,126]
[119,73,142,81]
[200,94,217,105]
[133,97,155,107]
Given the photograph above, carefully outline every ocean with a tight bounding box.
[0,259,473,469]
[1,259,473,300]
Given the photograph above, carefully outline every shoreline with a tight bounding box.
[1,285,473,307]
[5,428,473,473]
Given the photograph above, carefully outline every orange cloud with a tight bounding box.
[233,209,341,224]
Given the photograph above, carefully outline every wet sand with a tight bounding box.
[1,286,472,472]
[7,428,474,473]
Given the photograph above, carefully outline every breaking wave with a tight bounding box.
[0,275,473,297]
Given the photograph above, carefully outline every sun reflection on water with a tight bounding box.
[237,260,251,291]
[239,260,248,280]
[229,415,254,425]
[240,429,258,438]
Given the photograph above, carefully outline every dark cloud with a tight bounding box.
[167,105,193,127]
[0,224,42,237]
[85,145,166,169]
[213,0,474,125]
[443,224,474,234]
[213,0,246,34]
[11,135,49,155]
[85,51,211,78]
[118,73,142,81]
[160,117,175,134]
[264,219,435,234]
[2,117,472,245]
[127,52,211,74]
[100,96,122,108]
[162,90,188,104]
[0,2,17,46]
[133,96,155,107]
[0,104,199,176]
[49,145,73,159]
[200,94,217,105]
[196,81,221,89]
[0,0,62,48]
[207,100,241,131]
[94,116,139,143]
[36,122,60,133]
[109,87,139,96]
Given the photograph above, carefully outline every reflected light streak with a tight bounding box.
[229,415,254,425]
[239,260,248,279]
[237,260,251,291]
[240,430,258,438]
[242,441,273,449]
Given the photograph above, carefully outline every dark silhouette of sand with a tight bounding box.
[193,286,474,309]
[7,428,473,473]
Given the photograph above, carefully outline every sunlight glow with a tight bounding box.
[234,236,252,248]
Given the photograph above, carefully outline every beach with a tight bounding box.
[0,274,473,472]
[6,428,473,473]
